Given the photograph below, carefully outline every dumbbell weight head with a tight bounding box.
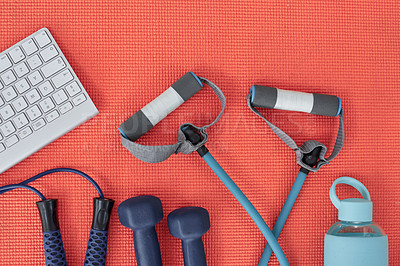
[119,195,163,266]
[168,207,210,266]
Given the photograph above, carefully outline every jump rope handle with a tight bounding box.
[84,198,114,266]
[250,85,342,116]
[36,199,67,266]
[119,72,203,141]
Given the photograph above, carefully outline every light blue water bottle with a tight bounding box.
[324,176,388,266]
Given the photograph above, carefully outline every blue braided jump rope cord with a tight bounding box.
[0,184,46,201]
[258,170,308,265]
[0,168,104,199]
[202,152,290,266]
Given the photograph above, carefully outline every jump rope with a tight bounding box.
[0,168,114,266]
[119,72,345,265]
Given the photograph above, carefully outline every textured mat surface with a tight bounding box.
[0,0,399,265]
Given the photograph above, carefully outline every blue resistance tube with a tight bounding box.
[0,184,46,201]
[259,170,308,265]
[202,152,290,266]
[0,168,104,199]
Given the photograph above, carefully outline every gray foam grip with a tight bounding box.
[119,110,153,141]
[311,93,340,117]
[251,85,278,109]
[171,72,202,101]
[119,72,202,141]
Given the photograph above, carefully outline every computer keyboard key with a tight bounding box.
[9,47,25,64]
[22,39,38,56]
[0,96,4,107]
[15,79,30,94]
[1,121,16,137]
[40,45,58,62]
[45,110,59,123]
[28,71,43,86]
[1,70,17,85]
[5,135,18,148]
[59,101,73,114]
[0,144,5,153]
[26,89,41,104]
[53,89,68,104]
[26,105,42,121]
[41,57,65,78]
[52,69,73,88]
[0,105,15,120]
[38,81,54,96]
[0,55,12,73]
[0,82,3,90]
[13,113,29,129]
[72,94,86,106]
[14,62,30,78]
[39,97,55,113]
[18,126,32,139]
[2,87,17,102]
[12,97,28,112]
[32,118,46,131]
[27,55,42,70]
[66,81,81,97]
[34,31,51,48]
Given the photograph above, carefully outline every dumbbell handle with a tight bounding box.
[182,238,207,266]
[132,227,162,266]
[119,72,203,141]
[250,85,341,117]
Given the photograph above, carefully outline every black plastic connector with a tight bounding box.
[91,198,115,231]
[182,126,209,157]
[300,146,322,174]
[36,199,59,232]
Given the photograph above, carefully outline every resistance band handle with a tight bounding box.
[84,198,114,266]
[84,229,109,266]
[36,199,67,265]
[250,85,341,117]
[119,72,203,141]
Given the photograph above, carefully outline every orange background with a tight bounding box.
[0,0,399,265]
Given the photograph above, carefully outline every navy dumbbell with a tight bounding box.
[167,207,210,266]
[118,195,163,266]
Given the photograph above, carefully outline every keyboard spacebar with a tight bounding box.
[51,69,73,88]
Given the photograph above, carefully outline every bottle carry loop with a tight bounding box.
[120,77,226,163]
[246,93,345,172]
[329,176,371,210]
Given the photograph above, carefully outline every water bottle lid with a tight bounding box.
[329,177,373,222]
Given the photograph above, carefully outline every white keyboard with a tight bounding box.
[0,28,98,173]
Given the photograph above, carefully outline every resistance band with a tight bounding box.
[247,85,345,265]
[119,73,289,265]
